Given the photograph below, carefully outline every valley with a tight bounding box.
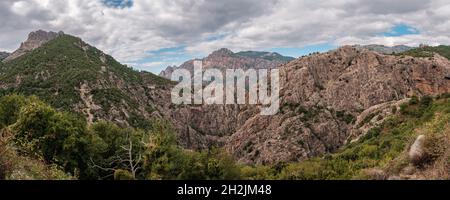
[0,30,449,180]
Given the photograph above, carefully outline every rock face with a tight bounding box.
[0,52,9,61]
[409,135,426,165]
[222,46,450,164]
[3,30,63,62]
[159,48,294,79]
[165,46,450,164]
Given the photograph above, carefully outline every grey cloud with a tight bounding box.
[148,0,277,41]
[1,0,450,63]
[347,0,431,15]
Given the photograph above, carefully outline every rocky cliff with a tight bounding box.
[2,30,63,63]
[160,46,450,164]
[223,46,450,164]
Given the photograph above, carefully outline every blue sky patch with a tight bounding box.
[129,46,203,74]
[102,0,133,8]
[383,24,420,37]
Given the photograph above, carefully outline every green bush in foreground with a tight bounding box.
[0,94,241,180]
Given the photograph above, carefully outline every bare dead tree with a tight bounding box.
[89,131,150,180]
[119,132,144,179]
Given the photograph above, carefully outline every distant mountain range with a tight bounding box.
[159,48,295,79]
[355,44,413,54]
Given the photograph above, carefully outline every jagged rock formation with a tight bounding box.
[2,30,63,62]
[355,44,413,54]
[159,48,294,79]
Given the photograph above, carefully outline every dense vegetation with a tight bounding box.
[1,94,448,180]
[0,95,239,180]
[0,34,171,129]
[235,51,295,62]
[399,45,450,60]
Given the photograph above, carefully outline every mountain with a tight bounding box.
[235,51,295,62]
[0,30,173,130]
[161,45,450,164]
[159,48,295,79]
[221,46,450,164]
[355,44,413,54]
[0,52,9,61]
[168,46,450,164]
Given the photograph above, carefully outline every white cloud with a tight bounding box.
[1,0,450,68]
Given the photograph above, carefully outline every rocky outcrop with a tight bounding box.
[409,135,427,165]
[159,48,294,79]
[3,30,63,62]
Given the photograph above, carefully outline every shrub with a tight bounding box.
[0,129,14,179]
[419,95,433,108]
[114,170,135,180]
[391,106,397,114]
[422,134,447,165]
[336,111,356,124]
[409,96,419,105]
[0,94,27,129]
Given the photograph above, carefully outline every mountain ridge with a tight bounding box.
[159,48,295,79]
[355,44,413,54]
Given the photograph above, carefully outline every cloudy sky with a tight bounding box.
[1,0,450,74]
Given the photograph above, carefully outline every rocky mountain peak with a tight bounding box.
[159,48,293,79]
[27,30,63,42]
[2,30,64,62]
[209,48,234,57]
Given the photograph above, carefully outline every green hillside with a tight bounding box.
[400,45,450,60]
[0,94,239,180]
[0,34,171,128]
[236,51,295,62]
